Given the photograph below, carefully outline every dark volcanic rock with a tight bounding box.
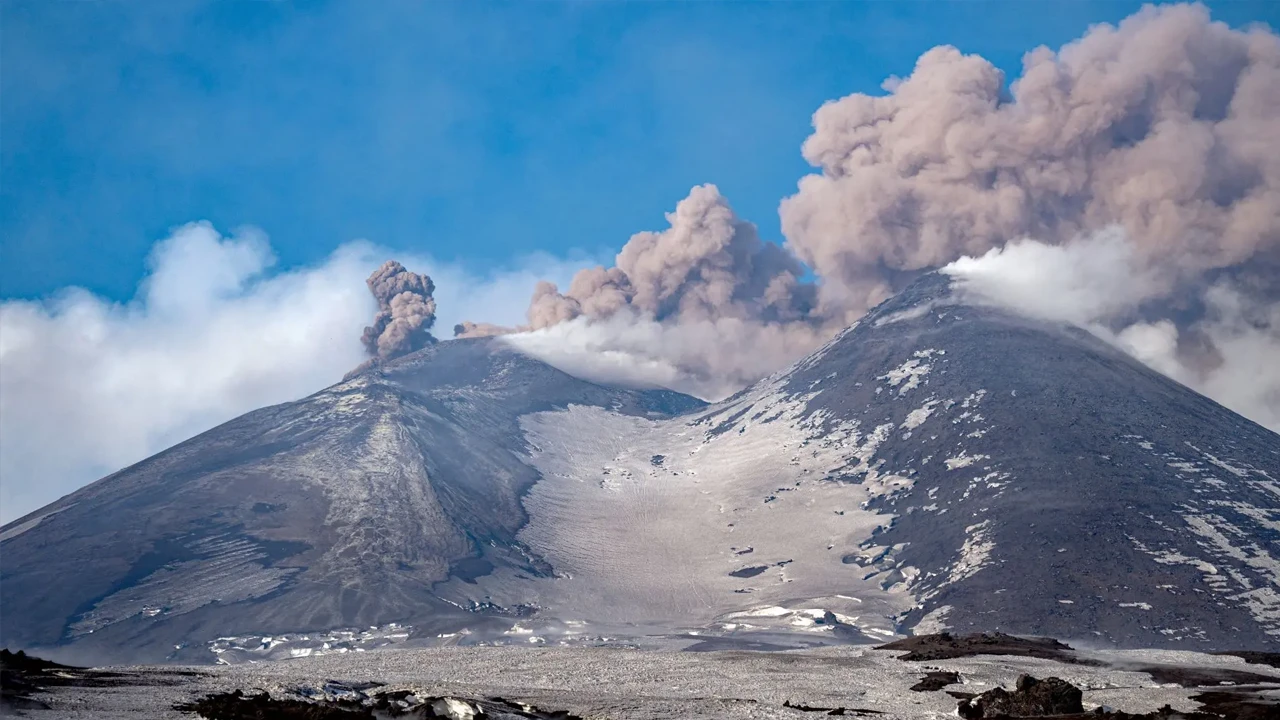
[783,700,884,715]
[1133,663,1280,688]
[956,674,1083,718]
[177,688,586,720]
[910,670,961,692]
[1213,651,1280,670]
[877,632,1084,663]
[1186,690,1280,720]
[2,648,201,713]
[0,649,67,711]
[951,667,1280,720]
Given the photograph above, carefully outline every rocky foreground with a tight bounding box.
[3,634,1279,719]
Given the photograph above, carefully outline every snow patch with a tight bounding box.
[937,521,996,589]
[913,605,951,634]
[901,399,940,431]
[209,623,413,663]
[878,354,937,395]
[945,452,989,471]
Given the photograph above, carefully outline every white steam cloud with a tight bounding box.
[943,229,1280,433]
[941,228,1163,326]
[0,223,585,523]
[502,309,822,401]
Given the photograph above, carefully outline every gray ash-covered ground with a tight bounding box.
[8,634,1280,719]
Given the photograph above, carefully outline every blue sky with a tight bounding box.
[2,0,1276,301]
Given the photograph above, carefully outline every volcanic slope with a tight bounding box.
[3,274,1279,663]
[455,273,1280,651]
[0,339,701,663]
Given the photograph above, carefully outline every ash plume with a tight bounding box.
[362,260,438,359]
[780,2,1279,314]
[460,3,1280,423]
[459,185,832,397]
[521,184,817,330]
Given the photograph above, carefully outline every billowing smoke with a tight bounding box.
[504,309,828,400]
[460,184,832,397]
[465,3,1280,420]
[524,184,815,328]
[780,3,1279,313]
[361,260,438,359]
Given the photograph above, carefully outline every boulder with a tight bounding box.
[956,674,1084,718]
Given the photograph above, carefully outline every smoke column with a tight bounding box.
[361,260,438,360]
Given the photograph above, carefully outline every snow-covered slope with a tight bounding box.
[3,273,1277,663]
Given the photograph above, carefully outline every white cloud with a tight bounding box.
[0,222,586,523]
[5,219,1272,526]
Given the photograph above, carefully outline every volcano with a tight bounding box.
[3,273,1277,662]
[0,340,701,662]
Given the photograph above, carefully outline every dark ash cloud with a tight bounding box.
[362,260,438,359]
